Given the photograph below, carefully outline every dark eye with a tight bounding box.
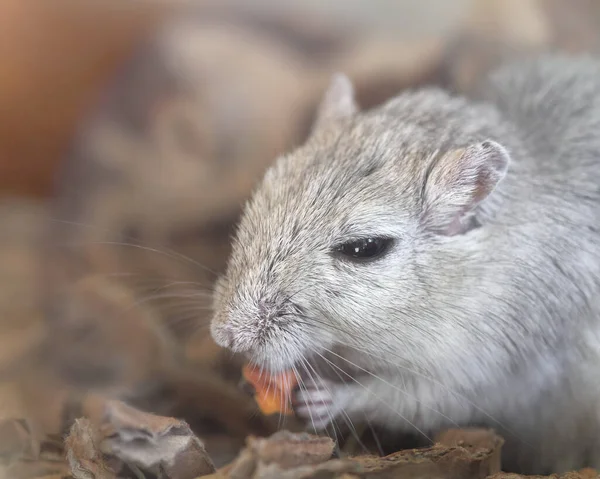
[336,237,393,261]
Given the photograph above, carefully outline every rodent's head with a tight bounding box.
[211,75,511,377]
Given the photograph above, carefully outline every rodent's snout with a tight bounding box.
[211,297,280,354]
[210,319,235,350]
[210,290,304,366]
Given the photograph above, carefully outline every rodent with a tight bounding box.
[210,54,600,475]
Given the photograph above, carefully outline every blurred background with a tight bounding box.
[1,0,600,477]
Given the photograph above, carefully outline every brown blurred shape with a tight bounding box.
[0,0,169,198]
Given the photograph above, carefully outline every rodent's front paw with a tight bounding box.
[292,379,353,431]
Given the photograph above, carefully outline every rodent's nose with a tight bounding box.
[212,299,278,352]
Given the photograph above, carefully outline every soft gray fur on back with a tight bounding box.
[211,55,600,474]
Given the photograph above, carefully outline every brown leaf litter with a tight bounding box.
[7,394,596,479]
[65,400,215,479]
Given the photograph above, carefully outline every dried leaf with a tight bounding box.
[64,418,115,479]
[352,428,504,479]
[205,430,358,479]
[250,458,359,479]
[488,469,599,479]
[100,400,215,479]
[0,463,72,479]
[211,428,506,479]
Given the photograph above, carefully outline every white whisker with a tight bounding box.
[315,349,433,443]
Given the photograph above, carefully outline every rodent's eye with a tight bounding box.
[335,237,393,262]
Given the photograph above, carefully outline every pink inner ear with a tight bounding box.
[444,213,469,236]
[472,166,496,205]
[422,204,472,237]
[436,167,494,236]
[422,141,509,236]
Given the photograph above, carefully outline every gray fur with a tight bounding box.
[211,54,600,474]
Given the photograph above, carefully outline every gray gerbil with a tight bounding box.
[211,54,600,475]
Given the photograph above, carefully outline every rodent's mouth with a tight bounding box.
[275,348,370,386]
[244,340,371,386]
[303,348,370,384]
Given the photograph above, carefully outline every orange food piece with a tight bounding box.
[242,364,298,416]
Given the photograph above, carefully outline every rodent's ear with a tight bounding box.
[422,140,510,236]
[313,73,359,131]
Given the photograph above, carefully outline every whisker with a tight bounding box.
[322,347,458,427]
[299,356,337,429]
[313,350,433,444]
[100,291,213,321]
[291,315,531,449]
[147,280,215,293]
[302,356,369,456]
[365,415,385,457]
[292,362,319,435]
[298,356,344,454]
[62,239,218,276]
[328,342,532,448]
